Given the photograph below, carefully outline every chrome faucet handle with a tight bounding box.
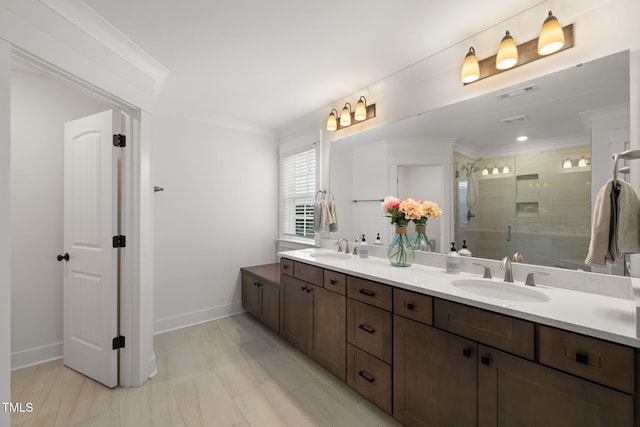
[500,257,513,283]
[473,263,492,279]
[525,271,550,286]
[512,252,524,263]
[336,238,349,253]
[352,246,359,256]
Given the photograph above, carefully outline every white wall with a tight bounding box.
[152,114,278,333]
[10,68,111,369]
[0,40,12,427]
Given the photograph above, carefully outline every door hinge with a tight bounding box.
[112,335,125,350]
[113,134,126,148]
[112,235,126,248]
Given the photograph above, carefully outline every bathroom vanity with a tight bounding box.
[244,250,640,426]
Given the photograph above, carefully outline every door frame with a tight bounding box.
[10,48,155,387]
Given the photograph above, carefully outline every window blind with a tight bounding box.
[282,148,316,238]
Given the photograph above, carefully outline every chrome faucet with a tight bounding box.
[336,238,350,253]
[525,271,550,286]
[500,256,513,283]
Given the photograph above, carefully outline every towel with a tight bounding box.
[314,198,331,232]
[610,179,640,259]
[329,199,338,232]
[585,179,640,267]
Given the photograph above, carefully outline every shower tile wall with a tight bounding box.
[456,145,591,269]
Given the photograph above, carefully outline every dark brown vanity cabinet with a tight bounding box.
[280,261,346,381]
[240,264,281,333]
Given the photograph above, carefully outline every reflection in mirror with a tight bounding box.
[329,50,630,274]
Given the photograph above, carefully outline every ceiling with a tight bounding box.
[81,0,548,134]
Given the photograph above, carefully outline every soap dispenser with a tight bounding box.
[458,240,472,257]
[358,234,369,258]
[374,233,382,245]
[446,242,461,274]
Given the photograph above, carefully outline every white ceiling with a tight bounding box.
[82,0,547,133]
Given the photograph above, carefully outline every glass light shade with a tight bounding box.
[340,103,352,127]
[578,156,588,167]
[563,159,572,169]
[354,97,367,121]
[496,31,518,70]
[503,165,510,174]
[492,166,499,174]
[482,167,488,176]
[326,110,337,131]
[538,11,565,55]
[461,47,480,84]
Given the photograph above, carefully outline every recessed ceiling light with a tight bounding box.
[516,136,528,142]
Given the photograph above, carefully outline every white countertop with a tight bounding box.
[278,248,640,348]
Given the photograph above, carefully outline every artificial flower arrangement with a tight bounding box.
[382,196,442,265]
[382,196,442,225]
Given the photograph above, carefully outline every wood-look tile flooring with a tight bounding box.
[11,313,402,426]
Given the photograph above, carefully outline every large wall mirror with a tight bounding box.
[329,50,630,274]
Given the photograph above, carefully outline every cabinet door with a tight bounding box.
[477,345,634,427]
[242,273,261,319]
[280,276,310,353]
[308,285,346,380]
[394,315,477,427]
[261,281,280,334]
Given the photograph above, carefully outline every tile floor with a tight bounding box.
[10,313,402,426]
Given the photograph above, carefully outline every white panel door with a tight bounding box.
[62,110,119,388]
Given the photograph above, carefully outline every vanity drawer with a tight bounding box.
[434,299,535,360]
[538,325,635,394]
[294,261,323,287]
[393,288,433,325]
[280,258,294,277]
[347,276,392,311]
[347,299,393,364]
[347,344,392,414]
[324,270,346,295]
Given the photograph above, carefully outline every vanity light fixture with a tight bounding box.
[326,97,376,132]
[460,47,480,84]
[482,167,489,176]
[503,165,510,174]
[578,155,588,167]
[461,12,573,84]
[538,11,565,55]
[563,158,572,169]
[496,31,518,70]
[354,96,368,121]
[326,109,338,131]
[340,103,352,127]
[492,165,499,175]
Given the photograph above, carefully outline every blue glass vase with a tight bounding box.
[387,225,415,267]
[412,224,433,251]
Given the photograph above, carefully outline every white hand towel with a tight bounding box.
[329,200,338,232]
[585,180,615,266]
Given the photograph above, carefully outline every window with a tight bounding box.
[282,147,316,239]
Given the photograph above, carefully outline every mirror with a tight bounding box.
[329,51,630,272]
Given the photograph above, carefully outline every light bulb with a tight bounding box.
[482,167,488,176]
[503,165,510,174]
[496,31,518,70]
[340,103,352,127]
[461,47,480,83]
[492,166,499,174]
[538,11,565,55]
[578,156,588,167]
[563,159,572,169]
[354,97,367,121]
[326,109,337,131]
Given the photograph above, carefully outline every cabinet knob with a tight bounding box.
[405,302,415,311]
[481,356,492,366]
[358,371,375,383]
[300,286,307,292]
[358,288,376,297]
[57,253,70,262]
[462,348,472,358]
[575,352,589,365]
[330,279,338,285]
[254,282,260,287]
[283,265,289,270]
[358,324,376,334]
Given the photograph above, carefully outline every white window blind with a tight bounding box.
[282,148,316,238]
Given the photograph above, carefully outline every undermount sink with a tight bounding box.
[452,279,551,303]
[309,252,352,260]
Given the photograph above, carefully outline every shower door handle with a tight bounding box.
[506,225,511,242]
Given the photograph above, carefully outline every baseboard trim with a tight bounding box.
[11,342,63,371]
[154,302,245,335]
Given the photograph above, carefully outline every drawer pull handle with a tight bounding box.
[254,282,260,287]
[358,324,375,334]
[358,371,375,383]
[300,286,307,292]
[405,302,415,311]
[283,265,289,270]
[330,279,338,285]
[462,348,472,358]
[481,356,491,366]
[575,352,589,365]
[306,287,313,294]
[358,289,376,297]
